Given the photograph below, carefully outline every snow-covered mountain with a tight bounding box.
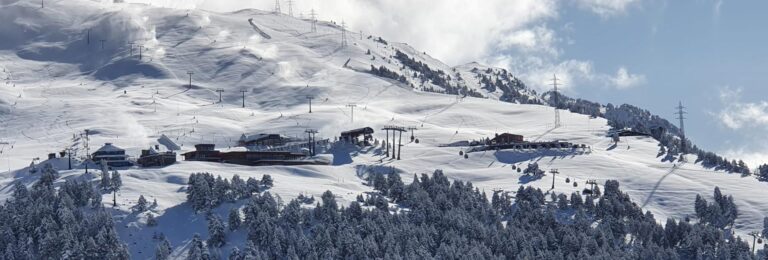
[1,0,766,259]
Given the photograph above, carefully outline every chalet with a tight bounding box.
[238,134,287,147]
[137,146,177,167]
[92,143,133,167]
[340,127,374,145]
[491,133,524,144]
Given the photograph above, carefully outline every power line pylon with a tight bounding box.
[305,129,318,156]
[341,20,348,47]
[240,90,247,108]
[675,101,687,155]
[346,103,357,122]
[550,74,561,128]
[307,96,314,113]
[274,0,281,14]
[215,88,224,103]
[287,0,293,17]
[749,231,762,254]
[187,71,194,88]
[550,169,559,190]
[309,9,317,32]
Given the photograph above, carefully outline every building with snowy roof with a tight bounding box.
[92,143,133,167]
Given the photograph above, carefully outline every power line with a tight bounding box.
[215,88,224,103]
[309,9,317,32]
[287,0,293,17]
[346,103,357,122]
[550,74,561,128]
[305,129,318,156]
[273,0,281,14]
[675,101,687,155]
[341,20,348,47]
[550,169,559,190]
[240,90,247,108]
[749,231,762,255]
[307,96,314,113]
[187,71,194,89]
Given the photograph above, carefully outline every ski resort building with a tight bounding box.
[137,146,177,167]
[491,133,524,144]
[238,134,288,147]
[92,143,133,167]
[182,144,315,166]
[340,127,374,145]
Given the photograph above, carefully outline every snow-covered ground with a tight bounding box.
[1,0,766,258]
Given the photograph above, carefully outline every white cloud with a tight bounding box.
[715,87,768,130]
[573,0,641,17]
[611,66,645,89]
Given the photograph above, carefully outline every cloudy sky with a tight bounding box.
[130,0,768,167]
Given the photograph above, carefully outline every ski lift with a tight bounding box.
[459,151,464,156]
[759,238,764,244]
[511,165,517,170]
[582,188,593,195]
[573,182,578,187]
[464,154,468,159]
[565,177,571,183]
[516,168,521,173]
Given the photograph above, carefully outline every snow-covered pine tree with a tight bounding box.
[207,215,226,247]
[147,213,158,227]
[135,195,148,212]
[261,174,274,188]
[228,208,241,231]
[155,234,172,260]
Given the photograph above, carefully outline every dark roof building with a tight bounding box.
[137,147,177,167]
[238,134,287,147]
[183,144,310,166]
[92,143,133,167]
[340,127,374,145]
[491,133,524,144]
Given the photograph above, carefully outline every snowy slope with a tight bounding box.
[0,0,766,258]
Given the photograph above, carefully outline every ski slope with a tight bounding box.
[0,0,766,258]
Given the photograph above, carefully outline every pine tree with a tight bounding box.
[261,174,274,188]
[207,215,226,248]
[228,208,241,231]
[147,213,158,227]
[136,195,148,212]
[187,234,205,260]
[111,170,122,189]
[155,235,171,260]
[100,170,112,190]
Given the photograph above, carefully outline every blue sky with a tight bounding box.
[137,0,768,167]
[547,0,768,166]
